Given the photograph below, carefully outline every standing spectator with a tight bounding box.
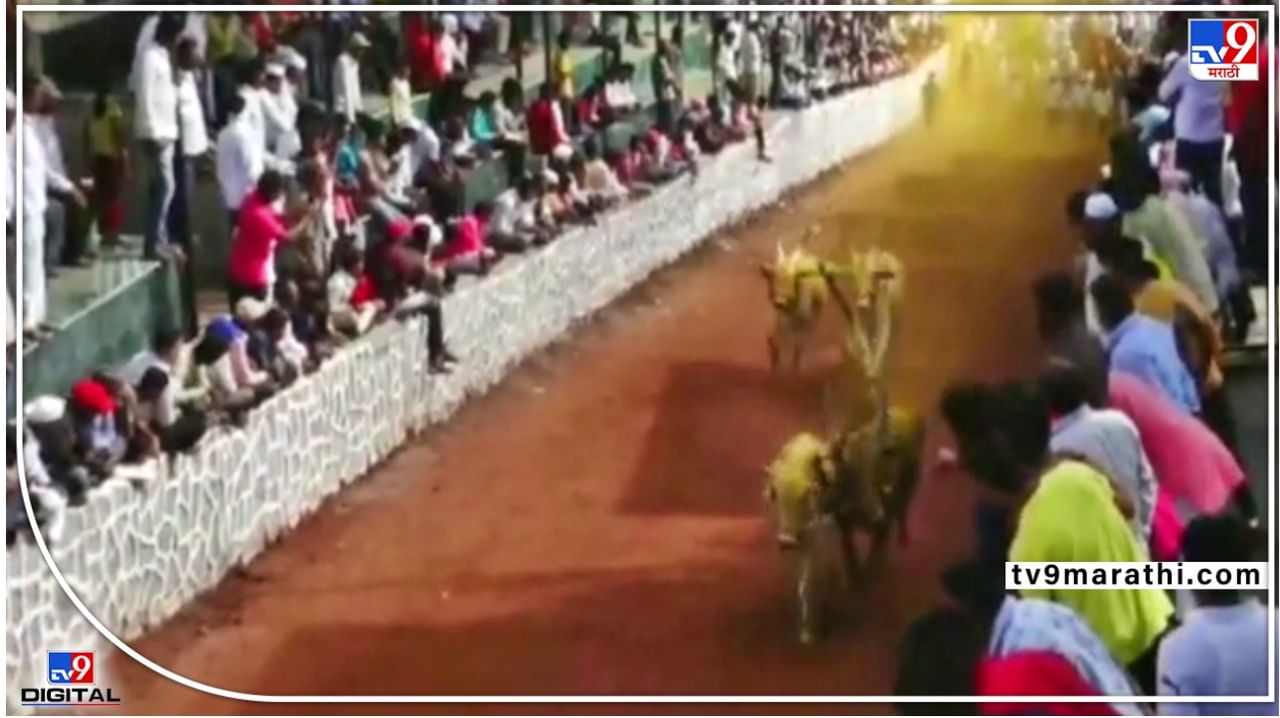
[1110,146,1219,317]
[1039,360,1157,546]
[1158,45,1228,207]
[715,23,741,103]
[552,29,576,110]
[85,88,128,251]
[334,32,370,124]
[1157,515,1275,715]
[739,21,765,103]
[29,78,89,272]
[1032,271,1110,410]
[172,36,210,259]
[226,170,307,308]
[1090,273,1200,416]
[20,76,55,341]
[259,64,294,163]
[1003,384,1174,694]
[1108,370,1251,523]
[134,14,184,262]
[388,64,416,131]
[651,39,680,135]
[215,95,265,227]
[1227,20,1270,282]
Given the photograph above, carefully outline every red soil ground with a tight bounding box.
[105,88,1103,714]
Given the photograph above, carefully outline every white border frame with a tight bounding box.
[1,3,1274,707]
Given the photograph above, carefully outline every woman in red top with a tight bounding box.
[226,170,311,310]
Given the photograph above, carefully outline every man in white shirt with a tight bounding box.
[260,65,295,159]
[333,32,370,123]
[215,95,264,227]
[716,24,741,103]
[134,14,183,261]
[172,36,209,266]
[1158,50,1228,208]
[20,77,56,339]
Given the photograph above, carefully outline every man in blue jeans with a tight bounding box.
[133,14,184,261]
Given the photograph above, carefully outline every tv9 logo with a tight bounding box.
[47,651,95,685]
[1188,18,1260,81]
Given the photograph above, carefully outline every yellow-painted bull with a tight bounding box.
[764,408,925,645]
[758,244,832,370]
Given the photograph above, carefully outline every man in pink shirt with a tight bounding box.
[1107,371,1252,522]
[226,170,308,308]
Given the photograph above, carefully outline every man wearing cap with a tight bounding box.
[67,378,126,478]
[334,32,369,124]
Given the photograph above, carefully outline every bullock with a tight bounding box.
[758,243,832,371]
[764,407,926,644]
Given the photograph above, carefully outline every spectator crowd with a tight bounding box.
[892,9,1274,715]
[5,8,936,547]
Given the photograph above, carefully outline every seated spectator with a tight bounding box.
[187,324,255,425]
[496,78,528,145]
[327,245,383,338]
[68,378,126,476]
[9,422,69,544]
[23,397,92,507]
[1090,272,1201,416]
[603,63,640,115]
[577,137,628,204]
[574,81,609,133]
[228,170,311,309]
[553,166,596,224]
[613,136,652,190]
[433,211,495,274]
[474,199,528,255]
[234,298,301,388]
[526,82,571,158]
[440,116,476,167]
[469,90,501,146]
[417,152,467,220]
[1157,514,1276,715]
[133,366,207,455]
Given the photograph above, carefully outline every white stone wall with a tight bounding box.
[5,51,946,709]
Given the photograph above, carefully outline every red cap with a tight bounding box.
[70,379,117,415]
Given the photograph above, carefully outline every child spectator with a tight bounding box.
[388,64,415,130]
[576,139,628,206]
[327,245,383,338]
[85,88,127,250]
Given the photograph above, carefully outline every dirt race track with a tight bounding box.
[107,73,1105,714]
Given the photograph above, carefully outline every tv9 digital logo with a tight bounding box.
[48,651,95,684]
[1188,18,1260,81]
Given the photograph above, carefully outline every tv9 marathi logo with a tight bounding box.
[1188,18,1260,81]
